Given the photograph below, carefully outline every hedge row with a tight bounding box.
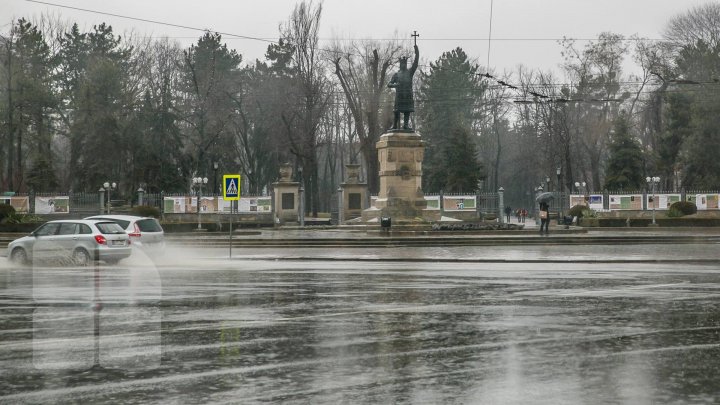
[581,217,720,227]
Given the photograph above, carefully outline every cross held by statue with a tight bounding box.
[412,30,419,46]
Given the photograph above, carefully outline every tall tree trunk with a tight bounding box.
[6,41,14,191]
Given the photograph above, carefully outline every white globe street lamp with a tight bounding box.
[102,181,116,214]
[192,177,209,230]
[646,176,661,226]
[574,181,587,204]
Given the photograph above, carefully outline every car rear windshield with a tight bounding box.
[93,218,130,229]
[96,222,125,234]
[137,219,163,232]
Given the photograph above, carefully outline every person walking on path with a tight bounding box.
[539,202,549,234]
[504,205,512,223]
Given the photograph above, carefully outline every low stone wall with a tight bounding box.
[0,212,275,233]
[162,213,273,224]
[432,222,523,231]
[581,217,720,227]
[0,222,40,233]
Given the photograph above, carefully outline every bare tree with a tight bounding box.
[280,0,330,217]
[560,33,629,189]
[331,39,403,194]
[664,3,720,50]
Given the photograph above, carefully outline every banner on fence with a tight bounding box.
[648,194,680,210]
[609,195,642,210]
[688,194,719,210]
[164,196,197,213]
[0,196,29,213]
[424,196,440,210]
[570,195,603,211]
[236,197,272,212]
[443,196,476,211]
[35,196,69,214]
[569,195,587,208]
[588,195,603,211]
[165,196,272,213]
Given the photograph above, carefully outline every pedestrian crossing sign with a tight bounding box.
[223,174,241,201]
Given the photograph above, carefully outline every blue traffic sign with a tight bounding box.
[223,175,241,201]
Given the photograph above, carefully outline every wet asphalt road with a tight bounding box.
[1,244,720,404]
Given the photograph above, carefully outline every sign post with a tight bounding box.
[223,175,241,259]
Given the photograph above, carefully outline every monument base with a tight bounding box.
[362,200,441,223]
[362,130,439,224]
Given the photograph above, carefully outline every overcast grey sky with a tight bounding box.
[1,0,709,76]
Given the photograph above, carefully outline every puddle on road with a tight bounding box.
[2,249,720,403]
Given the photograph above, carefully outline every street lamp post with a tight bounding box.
[193,176,209,230]
[103,182,116,214]
[574,181,587,205]
[556,167,563,227]
[646,176,660,226]
[213,162,219,195]
[535,185,543,226]
[298,166,305,227]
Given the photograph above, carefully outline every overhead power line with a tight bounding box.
[25,0,275,44]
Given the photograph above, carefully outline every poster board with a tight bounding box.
[570,195,602,211]
[163,196,197,213]
[588,195,604,211]
[165,196,272,213]
[424,196,440,210]
[237,197,272,212]
[0,196,30,213]
[647,194,680,210]
[609,194,642,210]
[690,194,719,210]
[199,197,217,213]
[35,196,69,214]
[443,196,477,211]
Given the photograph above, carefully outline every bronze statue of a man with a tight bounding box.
[388,44,419,131]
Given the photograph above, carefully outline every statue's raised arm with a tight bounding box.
[410,44,419,74]
[388,43,420,131]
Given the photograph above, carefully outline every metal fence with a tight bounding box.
[6,188,720,219]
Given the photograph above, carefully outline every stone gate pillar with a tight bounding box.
[339,164,369,222]
[272,163,300,226]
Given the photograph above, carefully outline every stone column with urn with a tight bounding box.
[272,163,300,226]
[339,163,369,222]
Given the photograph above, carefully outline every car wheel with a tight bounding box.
[73,248,91,266]
[10,248,29,265]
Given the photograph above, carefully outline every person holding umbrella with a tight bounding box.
[539,201,549,234]
[536,191,554,234]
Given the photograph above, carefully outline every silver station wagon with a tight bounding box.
[84,215,165,252]
[7,219,132,265]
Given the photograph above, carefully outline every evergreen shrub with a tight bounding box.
[669,201,697,216]
[0,204,15,222]
[131,205,161,218]
[569,204,587,218]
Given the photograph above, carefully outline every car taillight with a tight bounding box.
[128,223,141,238]
[94,235,107,245]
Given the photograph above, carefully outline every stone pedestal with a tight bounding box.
[363,130,438,222]
[273,163,300,225]
[340,164,369,222]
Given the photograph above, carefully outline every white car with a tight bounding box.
[8,219,132,265]
[85,215,165,252]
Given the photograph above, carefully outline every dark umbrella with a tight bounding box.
[535,192,555,203]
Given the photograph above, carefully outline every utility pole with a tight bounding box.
[4,35,14,191]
